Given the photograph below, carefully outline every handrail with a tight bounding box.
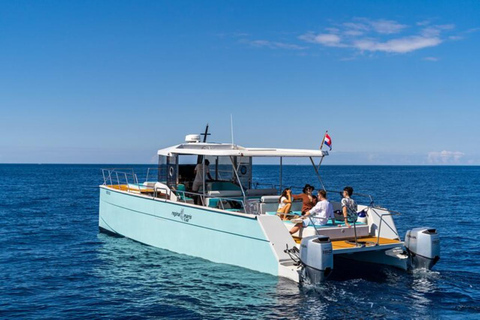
[145,167,159,182]
[306,215,321,236]
[368,207,401,245]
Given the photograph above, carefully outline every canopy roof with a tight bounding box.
[157,142,328,158]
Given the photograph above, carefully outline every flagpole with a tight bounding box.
[319,130,327,150]
[317,130,328,171]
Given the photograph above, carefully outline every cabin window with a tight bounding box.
[166,155,178,187]
[158,156,168,183]
[158,155,178,186]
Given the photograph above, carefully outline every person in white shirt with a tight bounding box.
[192,159,213,192]
[289,189,335,234]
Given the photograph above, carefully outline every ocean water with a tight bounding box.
[0,164,479,319]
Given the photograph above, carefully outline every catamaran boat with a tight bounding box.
[99,131,440,284]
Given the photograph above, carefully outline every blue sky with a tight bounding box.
[0,0,479,164]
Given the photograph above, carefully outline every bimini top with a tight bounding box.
[157,142,328,158]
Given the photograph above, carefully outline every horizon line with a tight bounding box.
[1,163,478,167]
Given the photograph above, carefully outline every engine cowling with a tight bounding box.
[405,227,440,270]
[299,235,333,283]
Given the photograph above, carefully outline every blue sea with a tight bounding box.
[1,164,479,319]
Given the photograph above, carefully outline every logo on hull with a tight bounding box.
[171,209,192,222]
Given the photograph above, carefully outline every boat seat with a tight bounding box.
[265,211,366,227]
[265,211,370,239]
[175,184,193,203]
[208,190,243,197]
[260,196,302,214]
[246,188,277,196]
[265,211,303,217]
[207,181,241,191]
[208,197,243,210]
[297,222,370,240]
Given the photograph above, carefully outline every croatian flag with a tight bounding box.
[324,133,332,150]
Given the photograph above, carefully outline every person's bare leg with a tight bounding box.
[290,223,302,234]
[280,203,292,220]
[277,207,286,220]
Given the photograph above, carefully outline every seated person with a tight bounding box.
[290,190,335,234]
[293,184,317,215]
[277,188,292,220]
[341,186,357,228]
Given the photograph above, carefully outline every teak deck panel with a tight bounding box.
[107,185,155,193]
[331,237,400,250]
[293,236,400,249]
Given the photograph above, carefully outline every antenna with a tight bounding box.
[200,123,210,142]
[197,124,210,164]
[230,114,235,146]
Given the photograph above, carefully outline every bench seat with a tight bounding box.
[265,211,366,227]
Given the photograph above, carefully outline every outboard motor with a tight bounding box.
[299,235,333,283]
[405,227,440,270]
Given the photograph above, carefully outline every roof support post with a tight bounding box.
[202,160,206,205]
[309,156,326,191]
[279,157,283,193]
[229,156,247,206]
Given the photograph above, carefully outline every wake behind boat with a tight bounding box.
[98,130,440,284]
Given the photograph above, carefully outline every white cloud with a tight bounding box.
[343,19,406,34]
[417,20,431,26]
[343,22,369,31]
[298,19,456,55]
[466,27,480,33]
[421,24,455,37]
[449,35,463,41]
[344,30,364,36]
[427,150,465,164]
[243,39,307,50]
[423,57,440,62]
[353,36,442,53]
[240,18,462,57]
[299,32,343,47]
[314,34,342,46]
[369,19,407,34]
[325,27,340,33]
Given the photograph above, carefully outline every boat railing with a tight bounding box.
[101,168,253,212]
[101,168,139,191]
[324,189,401,245]
[145,167,160,183]
[368,207,402,245]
